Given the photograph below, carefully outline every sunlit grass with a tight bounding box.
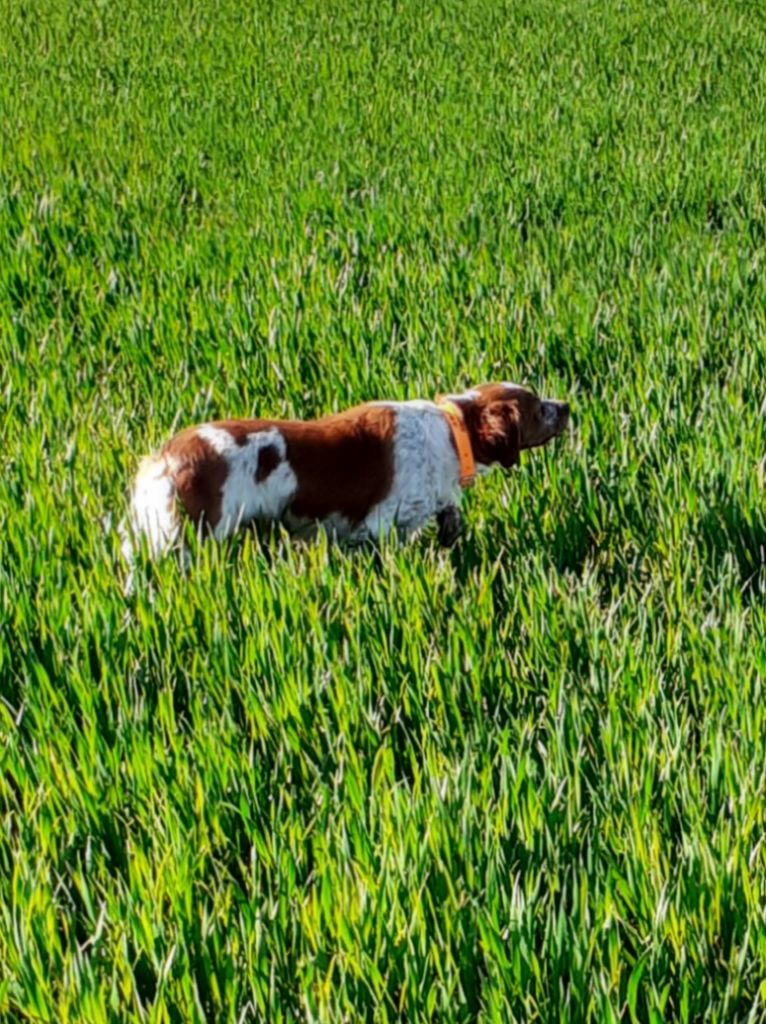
[2,0,766,1019]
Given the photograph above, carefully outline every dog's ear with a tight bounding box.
[497,403,521,467]
[484,400,520,467]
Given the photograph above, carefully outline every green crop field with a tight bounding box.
[2,0,766,1020]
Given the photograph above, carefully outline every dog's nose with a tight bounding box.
[552,397,573,421]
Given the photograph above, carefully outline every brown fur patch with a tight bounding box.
[283,405,395,523]
[460,395,520,467]
[255,444,281,483]
[162,428,228,528]
[219,422,257,446]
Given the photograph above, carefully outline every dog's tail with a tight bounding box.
[119,454,180,566]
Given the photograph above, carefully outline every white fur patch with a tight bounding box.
[362,401,461,539]
[128,454,180,558]
[196,426,298,538]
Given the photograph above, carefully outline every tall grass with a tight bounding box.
[2,0,766,1019]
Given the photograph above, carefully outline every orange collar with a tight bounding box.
[436,397,476,488]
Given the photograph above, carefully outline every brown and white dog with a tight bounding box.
[122,383,569,563]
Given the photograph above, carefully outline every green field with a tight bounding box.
[2,0,766,1019]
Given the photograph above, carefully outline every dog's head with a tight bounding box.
[447,382,569,468]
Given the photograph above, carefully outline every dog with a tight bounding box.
[121,383,569,564]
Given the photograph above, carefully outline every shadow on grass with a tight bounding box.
[698,498,766,599]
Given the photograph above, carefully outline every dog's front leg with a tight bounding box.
[436,505,462,547]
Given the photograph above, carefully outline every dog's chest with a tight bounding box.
[357,402,460,537]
